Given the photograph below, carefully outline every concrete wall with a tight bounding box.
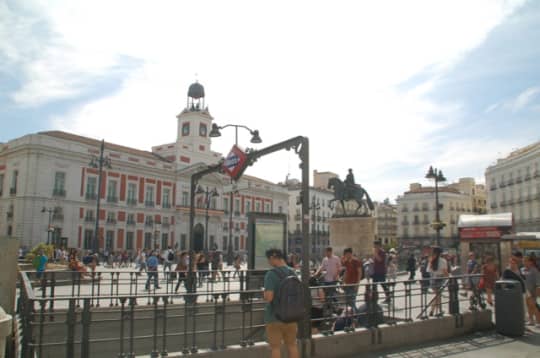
[160,310,493,358]
[0,238,19,315]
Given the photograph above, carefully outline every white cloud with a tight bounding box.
[4,0,530,200]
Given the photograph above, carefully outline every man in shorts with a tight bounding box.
[263,248,299,358]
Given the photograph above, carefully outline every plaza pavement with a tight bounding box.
[352,328,540,358]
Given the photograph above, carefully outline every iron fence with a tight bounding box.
[17,270,485,358]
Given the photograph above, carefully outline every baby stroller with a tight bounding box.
[468,275,486,311]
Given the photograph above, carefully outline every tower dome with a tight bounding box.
[187,82,205,99]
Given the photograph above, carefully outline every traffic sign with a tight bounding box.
[222,145,248,180]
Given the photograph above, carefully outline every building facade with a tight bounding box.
[397,180,479,254]
[0,82,288,253]
[485,141,540,232]
[373,200,398,247]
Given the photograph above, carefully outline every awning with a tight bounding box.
[458,212,513,228]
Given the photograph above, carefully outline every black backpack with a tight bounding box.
[272,268,306,323]
[167,251,174,261]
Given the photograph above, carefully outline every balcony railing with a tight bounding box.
[162,203,171,209]
[126,220,136,226]
[401,207,408,212]
[85,192,97,200]
[145,221,154,227]
[84,216,95,222]
[499,182,506,188]
[107,196,118,203]
[534,170,540,178]
[53,188,66,197]
[9,188,16,195]
[127,198,137,205]
[52,214,64,221]
[6,212,13,219]
[145,201,155,208]
[516,176,523,183]
[401,221,409,225]
[413,207,420,212]
[421,206,429,211]
[489,184,497,191]
[234,211,241,217]
[413,220,420,225]
[507,179,514,186]
[524,174,531,181]
[500,200,507,207]
[106,219,117,225]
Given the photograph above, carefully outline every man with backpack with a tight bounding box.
[263,248,301,358]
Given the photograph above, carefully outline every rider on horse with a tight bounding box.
[344,169,356,199]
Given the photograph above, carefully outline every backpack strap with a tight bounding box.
[272,267,289,280]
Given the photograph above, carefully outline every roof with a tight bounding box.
[502,232,540,240]
[405,187,461,195]
[39,131,168,162]
[458,213,513,228]
[242,174,277,186]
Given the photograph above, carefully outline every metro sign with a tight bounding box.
[222,145,248,180]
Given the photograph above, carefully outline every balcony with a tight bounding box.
[413,220,420,225]
[107,196,118,203]
[489,184,497,191]
[422,220,430,225]
[401,207,408,212]
[106,218,117,225]
[85,192,97,200]
[223,210,229,215]
[9,188,16,195]
[234,227,240,232]
[53,188,66,197]
[126,219,136,226]
[84,216,95,223]
[413,207,420,212]
[516,176,523,184]
[421,206,429,211]
[161,222,170,228]
[507,179,514,186]
[401,221,409,225]
[534,170,540,178]
[162,203,171,209]
[145,201,155,208]
[127,198,137,206]
[52,214,64,221]
[499,182,506,188]
[145,220,154,227]
[500,200,507,207]
[6,212,13,220]
[234,211,241,217]
[294,214,301,220]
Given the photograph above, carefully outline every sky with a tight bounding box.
[1,0,540,202]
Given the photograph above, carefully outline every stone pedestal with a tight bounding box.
[328,217,376,259]
[0,238,19,315]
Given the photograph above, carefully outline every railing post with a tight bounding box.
[128,297,136,358]
[448,277,460,315]
[161,296,168,357]
[151,296,159,358]
[118,297,127,358]
[66,299,76,358]
[81,298,91,358]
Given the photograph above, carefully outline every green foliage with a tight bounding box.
[25,243,54,264]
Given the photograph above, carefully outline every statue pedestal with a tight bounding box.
[328,217,375,259]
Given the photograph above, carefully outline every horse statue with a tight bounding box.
[327,177,375,216]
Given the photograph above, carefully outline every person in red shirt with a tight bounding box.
[341,248,363,313]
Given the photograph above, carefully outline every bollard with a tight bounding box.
[0,306,13,358]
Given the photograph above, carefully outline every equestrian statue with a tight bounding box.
[328,169,374,216]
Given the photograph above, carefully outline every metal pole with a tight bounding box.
[227,126,239,266]
[435,177,440,247]
[205,191,209,253]
[94,140,105,254]
[47,210,52,245]
[188,175,197,296]
[300,138,311,358]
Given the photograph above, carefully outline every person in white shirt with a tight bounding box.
[427,246,448,317]
[315,247,342,302]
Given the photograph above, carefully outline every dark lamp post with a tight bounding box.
[309,196,321,260]
[209,122,262,265]
[41,207,57,245]
[89,139,112,254]
[425,166,446,247]
[197,185,219,253]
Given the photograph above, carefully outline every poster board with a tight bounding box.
[247,213,287,270]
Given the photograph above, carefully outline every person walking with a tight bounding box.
[314,247,341,303]
[174,252,188,293]
[145,251,161,291]
[407,254,417,280]
[523,256,540,327]
[372,240,391,303]
[427,246,448,316]
[481,255,498,306]
[341,248,363,313]
[263,248,299,358]
[33,250,48,280]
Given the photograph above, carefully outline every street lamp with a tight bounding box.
[309,196,321,259]
[196,185,219,253]
[209,122,262,265]
[89,139,112,254]
[41,207,57,245]
[425,166,447,247]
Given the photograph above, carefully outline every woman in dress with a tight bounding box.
[524,256,540,327]
[481,255,498,306]
[427,246,448,316]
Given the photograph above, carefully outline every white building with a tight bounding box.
[0,82,288,253]
[373,200,398,247]
[485,141,540,232]
[397,181,476,253]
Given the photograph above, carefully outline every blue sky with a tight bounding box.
[1,0,539,201]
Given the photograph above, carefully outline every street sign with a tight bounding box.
[222,145,248,180]
[223,181,250,194]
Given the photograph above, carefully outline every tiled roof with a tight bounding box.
[39,131,169,162]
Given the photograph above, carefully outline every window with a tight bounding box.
[163,188,171,208]
[84,230,93,249]
[145,186,155,206]
[234,199,240,212]
[106,230,114,249]
[127,183,137,203]
[145,215,154,226]
[182,122,190,136]
[210,235,215,250]
[223,197,229,212]
[278,206,283,213]
[182,191,189,206]
[86,177,97,199]
[85,209,95,222]
[234,236,239,250]
[53,172,66,196]
[106,212,116,223]
[199,123,207,137]
[255,201,261,212]
[144,232,153,249]
[223,236,228,250]
[126,232,134,250]
[245,200,251,214]
[265,203,271,213]
[161,233,168,249]
[107,180,118,202]
[10,170,18,194]
[127,213,135,225]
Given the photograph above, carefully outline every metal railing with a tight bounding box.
[17,270,485,358]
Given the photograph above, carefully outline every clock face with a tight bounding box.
[200,124,207,137]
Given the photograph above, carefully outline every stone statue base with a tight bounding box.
[328,217,375,259]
